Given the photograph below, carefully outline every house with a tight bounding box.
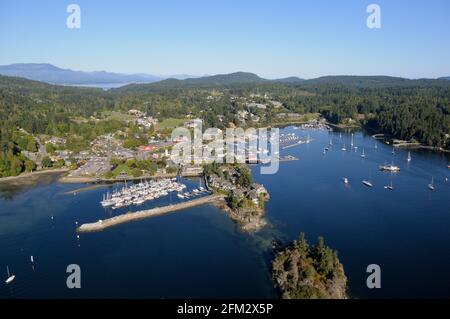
[247,102,267,110]
[246,189,260,205]
[184,119,203,129]
[138,145,157,152]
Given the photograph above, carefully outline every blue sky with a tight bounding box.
[1,0,449,79]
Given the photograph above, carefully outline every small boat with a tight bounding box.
[428,177,435,191]
[361,149,366,158]
[177,194,185,199]
[343,177,349,184]
[341,144,347,151]
[5,266,15,284]
[350,133,354,148]
[392,147,395,155]
[384,181,394,190]
[379,162,400,172]
[407,151,411,162]
[362,180,373,188]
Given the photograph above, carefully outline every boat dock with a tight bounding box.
[77,194,225,233]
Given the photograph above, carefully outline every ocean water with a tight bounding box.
[1,127,449,298]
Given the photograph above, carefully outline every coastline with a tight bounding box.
[58,172,181,184]
[0,168,69,184]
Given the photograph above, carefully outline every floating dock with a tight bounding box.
[77,194,225,233]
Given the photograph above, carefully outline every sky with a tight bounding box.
[0,0,450,79]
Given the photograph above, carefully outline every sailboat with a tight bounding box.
[362,172,374,188]
[342,177,349,184]
[384,180,394,190]
[362,180,374,188]
[407,151,412,162]
[392,147,395,155]
[351,133,354,148]
[361,149,366,158]
[5,266,15,284]
[428,177,435,191]
[341,144,347,151]
[306,134,311,144]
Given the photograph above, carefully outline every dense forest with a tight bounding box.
[114,75,450,148]
[0,73,449,177]
[272,233,347,299]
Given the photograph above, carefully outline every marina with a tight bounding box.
[100,178,188,209]
[1,127,449,299]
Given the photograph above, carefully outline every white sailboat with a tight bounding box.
[342,177,349,184]
[351,133,354,148]
[362,180,374,188]
[428,177,435,191]
[363,172,374,188]
[341,144,347,151]
[407,151,412,162]
[5,266,15,284]
[361,149,366,158]
[384,180,394,190]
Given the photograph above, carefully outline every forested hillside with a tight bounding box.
[1,73,449,177]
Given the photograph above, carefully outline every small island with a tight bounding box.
[204,162,269,231]
[272,233,347,299]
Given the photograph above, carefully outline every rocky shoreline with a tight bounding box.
[213,199,268,232]
[205,163,270,232]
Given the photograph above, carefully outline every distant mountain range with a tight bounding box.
[0,63,164,85]
[115,73,450,93]
[1,63,449,91]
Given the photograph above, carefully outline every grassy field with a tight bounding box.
[112,164,133,176]
[156,118,186,130]
[102,111,136,122]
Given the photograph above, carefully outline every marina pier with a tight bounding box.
[77,194,225,233]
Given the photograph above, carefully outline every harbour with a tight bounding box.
[1,126,449,299]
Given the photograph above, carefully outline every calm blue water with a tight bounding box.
[1,127,449,298]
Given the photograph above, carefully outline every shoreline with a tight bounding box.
[0,168,69,184]
[58,172,181,184]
